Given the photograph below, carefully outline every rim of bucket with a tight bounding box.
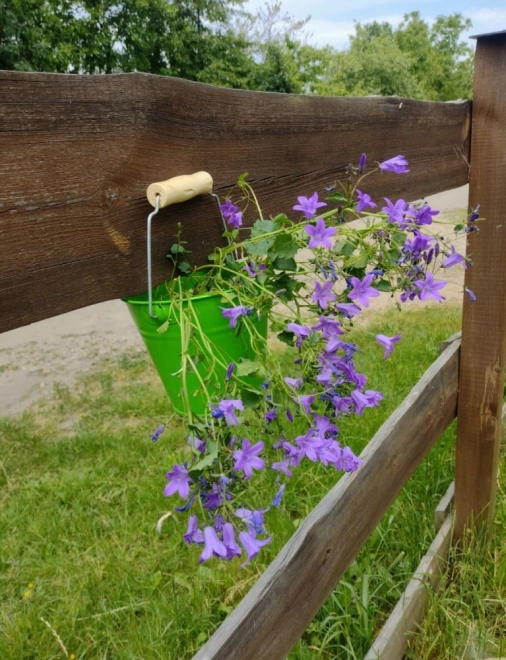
[124,288,226,306]
[123,269,230,306]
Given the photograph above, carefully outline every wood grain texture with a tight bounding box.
[364,515,453,660]
[0,71,470,332]
[454,33,506,538]
[193,339,460,660]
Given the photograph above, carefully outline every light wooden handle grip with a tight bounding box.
[146,172,213,208]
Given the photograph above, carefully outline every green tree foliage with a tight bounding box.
[316,12,474,100]
[0,0,253,85]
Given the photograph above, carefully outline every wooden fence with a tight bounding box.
[1,29,505,659]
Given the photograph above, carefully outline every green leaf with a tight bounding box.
[277,330,294,346]
[236,359,264,377]
[272,256,297,271]
[374,279,394,292]
[269,233,298,259]
[326,192,349,204]
[156,320,170,334]
[170,242,188,255]
[346,250,370,269]
[239,388,263,406]
[251,219,279,236]
[246,219,279,256]
[178,261,192,274]
[334,238,356,257]
[188,440,218,476]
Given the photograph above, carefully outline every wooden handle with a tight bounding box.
[146,171,213,208]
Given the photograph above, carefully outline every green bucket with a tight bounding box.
[124,282,267,415]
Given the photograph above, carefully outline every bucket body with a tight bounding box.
[124,283,267,415]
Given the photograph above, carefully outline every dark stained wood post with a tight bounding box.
[454,31,506,538]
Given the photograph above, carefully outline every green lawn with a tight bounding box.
[1,304,504,659]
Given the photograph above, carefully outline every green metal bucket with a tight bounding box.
[124,282,267,415]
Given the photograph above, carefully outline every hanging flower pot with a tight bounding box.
[125,280,267,415]
[124,159,474,567]
[124,172,267,415]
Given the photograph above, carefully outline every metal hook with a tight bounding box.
[147,193,161,319]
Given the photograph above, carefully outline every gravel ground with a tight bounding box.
[0,186,469,416]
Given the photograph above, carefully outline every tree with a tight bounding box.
[0,0,255,85]
[316,13,474,101]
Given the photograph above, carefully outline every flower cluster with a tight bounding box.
[155,154,477,565]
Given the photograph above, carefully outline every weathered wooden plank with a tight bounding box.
[193,339,460,660]
[0,71,470,332]
[434,481,455,531]
[454,32,506,538]
[364,514,453,660]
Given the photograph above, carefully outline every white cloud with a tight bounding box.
[466,8,506,36]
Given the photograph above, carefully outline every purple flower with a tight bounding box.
[187,434,206,453]
[265,409,277,423]
[356,190,377,213]
[335,446,362,472]
[312,315,344,338]
[219,199,243,228]
[286,409,294,423]
[218,399,244,426]
[465,287,476,302]
[202,483,223,510]
[284,377,303,390]
[313,414,339,437]
[150,425,165,442]
[184,515,204,545]
[199,526,227,563]
[294,429,324,462]
[287,322,311,347]
[382,198,410,225]
[376,333,402,359]
[294,394,315,414]
[222,523,242,560]
[442,245,466,269]
[379,155,410,174]
[337,302,362,318]
[236,507,267,534]
[358,153,367,172]
[364,389,384,407]
[414,272,446,302]
[305,217,337,249]
[272,459,293,477]
[293,192,327,219]
[243,261,257,277]
[272,484,286,507]
[350,390,370,416]
[348,274,380,308]
[221,305,253,328]
[233,439,265,480]
[312,280,337,310]
[164,464,193,499]
[225,362,235,381]
[239,530,271,566]
[414,204,439,226]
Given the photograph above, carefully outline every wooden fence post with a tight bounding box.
[454,31,506,539]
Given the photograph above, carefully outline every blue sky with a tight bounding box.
[244,0,506,50]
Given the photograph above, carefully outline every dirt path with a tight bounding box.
[0,185,469,416]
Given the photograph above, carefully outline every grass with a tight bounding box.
[1,303,504,659]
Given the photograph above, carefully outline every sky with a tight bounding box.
[243,0,506,50]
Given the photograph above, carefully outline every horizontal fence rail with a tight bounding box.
[0,71,470,333]
[194,337,461,659]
